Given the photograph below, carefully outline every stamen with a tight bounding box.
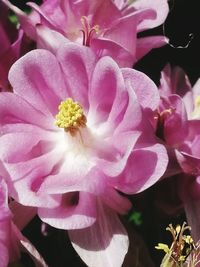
[80,16,99,46]
[55,98,87,135]
[156,222,195,265]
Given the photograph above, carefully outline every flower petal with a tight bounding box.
[91,38,134,67]
[0,93,53,129]
[68,201,129,267]
[57,43,97,111]
[38,192,97,230]
[114,143,168,193]
[122,68,159,111]
[9,49,67,116]
[88,55,125,126]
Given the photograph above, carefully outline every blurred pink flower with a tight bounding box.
[158,64,200,242]
[1,0,169,67]
[0,177,20,267]
[0,44,168,266]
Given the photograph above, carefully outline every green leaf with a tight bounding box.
[128,211,142,226]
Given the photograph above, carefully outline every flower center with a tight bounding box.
[55,98,87,135]
[80,16,99,46]
[191,96,200,119]
[155,107,175,141]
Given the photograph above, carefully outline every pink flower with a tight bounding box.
[158,64,200,242]
[158,64,200,174]
[2,0,169,67]
[0,44,168,266]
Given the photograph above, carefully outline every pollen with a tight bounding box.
[80,16,99,46]
[55,98,87,135]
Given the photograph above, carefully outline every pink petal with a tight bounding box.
[0,243,9,267]
[68,202,129,267]
[96,131,141,177]
[57,44,97,111]
[122,68,159,111]
[9,201,37,230]
[136,35,168,62]
[104,9,155,55]
[92,0,121,28]
[88,55,125,125]
[36,25,70,53]
[164,95,188,146]
[8,49,67,116]
[184,194,200,242]
[12,223,48,267]
[0,93,53,130]
[159,64,192,98]
[2,143,63,207]
[114,81,142,134]
[175,150,200,176]
[38,192,97,230]
[134,0,169,31]
[91,38,134,67]
[38,167,131,216]
[114,143,168,193]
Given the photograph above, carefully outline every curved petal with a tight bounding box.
[175,150,200,176]
[184,195,200,243]
[0,130,55,163]
[133,0,169,31]
[0,93,53,130]
[10,201,37,230]
[38,168,131,215]
[163,95,188,146]
[122,68,159,111]
[96,131,141,177]
[9,49,67,116]
[88,56,126,126]
[113,143,168,194]
[38,192,97,230]
[12,223,48,267]
[36,25,70,53]
[69,201,128,267]
[57,44,97,111]
[136,35,168,62]
[104,9,155,55]
[91,38,134,67]
[2,144,63,207]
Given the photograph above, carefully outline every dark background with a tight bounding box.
[8,0,200,266]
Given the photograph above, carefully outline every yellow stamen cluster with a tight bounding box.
[156,222,195,266]
[55,98,86,134]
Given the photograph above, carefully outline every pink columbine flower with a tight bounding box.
[1,0,169,67]
[0,44,168,266]
[158,64,200,242]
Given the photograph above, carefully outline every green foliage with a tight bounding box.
[128,211,142,226]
